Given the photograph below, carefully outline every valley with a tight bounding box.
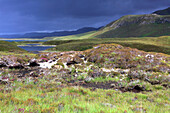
[0,7,169,113]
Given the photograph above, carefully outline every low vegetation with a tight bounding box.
[0,41,26,52]
[94,14,170,38]
[0,81,169,113]
[43,31,96,40]
[0,7,169,113]
[0,43,169,112]
[43,36,170,54]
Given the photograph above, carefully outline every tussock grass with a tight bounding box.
[0,80,169,112]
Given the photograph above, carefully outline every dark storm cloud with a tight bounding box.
[0,0,169,34]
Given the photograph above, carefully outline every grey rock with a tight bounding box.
[85,77,93,83]
[101,103,116,108]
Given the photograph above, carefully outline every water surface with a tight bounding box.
[18,44,54,53]
[2,40,47,42]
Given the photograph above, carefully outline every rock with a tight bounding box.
[29,72,39,77]
[8,63,24,69]
[128,71,145,80]
[54,65,63,70]
[73,56,83,63]
[110,83,116,88]
[66,56,83,65]
[115,89,119,91]
[133,107,146,113]
[101,103,116,108]
[128,85,145,92]
[0,61,7,68]
[150,80,160,85]
[128,80,140,86]
[133,85,145,91]
[0,77,9,84]
[77,54,84,58]
[29,59,40,67]
[85,77,93,83]
[66,61,77,65]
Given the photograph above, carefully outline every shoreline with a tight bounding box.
[17,45,56,47]
[0,38,45,41]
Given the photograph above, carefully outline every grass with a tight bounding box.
[43,36,170,54]
[0,78,169,113]
[0,51,36,58]
[0,39,169,112]
[13,41,43,45]
[0,41,26,52]
[0,40,36,57]
[94,14,170,38]
[96,23,170,38]
[43,31,96,40]
[0,29,169,112]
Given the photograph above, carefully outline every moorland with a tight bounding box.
[0,7,169,113]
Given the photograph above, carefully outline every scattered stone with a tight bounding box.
[101,103,116,108]
[84,77,93,83]
[8,63,24,69]
[0,78,9,84]
[0,61,7,68]
[133,107,146,113]
[67,61,78,65]
[29,59,40,67]
[128,85,146,93]
[110,83,116,88]
[77,54,84,58]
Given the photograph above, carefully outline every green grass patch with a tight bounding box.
[0,41,26,52]
[43,36,170,54]
[0,80,169,113]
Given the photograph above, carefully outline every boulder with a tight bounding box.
[8,63,24,69]
[0,61,7,68]
[77,54,84,58]
[0,77,9,84]
[85,77,93,83]
[66,56,83,65]
[29,59,40,67]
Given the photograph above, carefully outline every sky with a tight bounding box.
[0,0,169,34]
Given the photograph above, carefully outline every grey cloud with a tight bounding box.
[0,0,169,33]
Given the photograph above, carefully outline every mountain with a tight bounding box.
[94,14,170,38]
[0,27,100,39]
[153,7,170,15]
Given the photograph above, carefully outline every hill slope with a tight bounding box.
[43,31,96,40]
[0,41,25,52]
[153,7,170,15]
[94,14,170,38]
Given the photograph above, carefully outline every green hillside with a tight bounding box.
[0,41,26,52]
[94,14,170,38]
[43,36,170,54]
[43,31,96,40]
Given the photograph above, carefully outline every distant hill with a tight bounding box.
[94,14,170,38]
[153,7,170,15]
[0,27,101,39]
